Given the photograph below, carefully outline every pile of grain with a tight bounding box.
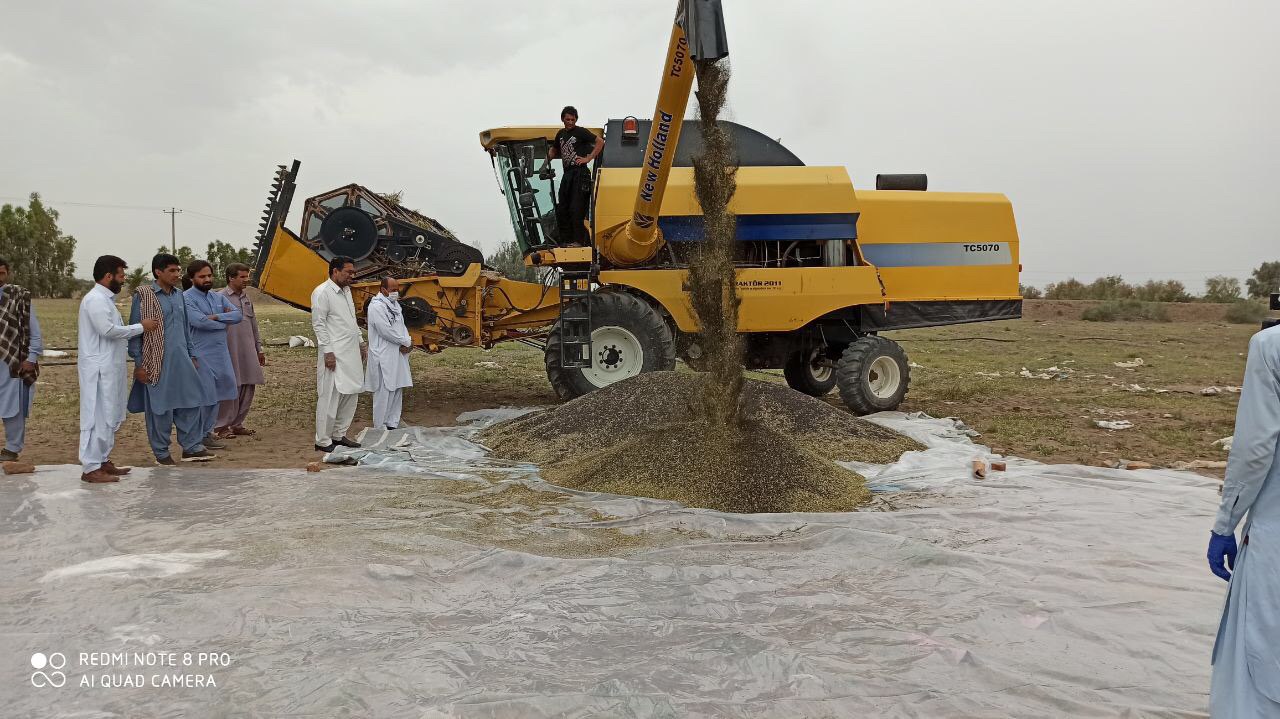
[479,372,923,513]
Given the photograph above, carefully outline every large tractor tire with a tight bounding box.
[545,291,677,400]
[783,346,838,397]
[836,336,910,415]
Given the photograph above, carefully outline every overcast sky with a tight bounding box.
[1,1,1276,290]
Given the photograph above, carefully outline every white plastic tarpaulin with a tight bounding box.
[0,411,1224,716]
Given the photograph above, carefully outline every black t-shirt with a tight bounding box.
[553,126,598,169]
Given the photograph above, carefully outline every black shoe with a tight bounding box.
[155,456,177,466]
[0,449,18,462]
[314,443,336,452]
[333,437,361,448]
[203,435,227,450]
[181,450,216,462]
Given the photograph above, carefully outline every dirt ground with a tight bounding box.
[19,298,1255,474]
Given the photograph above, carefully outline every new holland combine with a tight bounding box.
[250,0,1022,415]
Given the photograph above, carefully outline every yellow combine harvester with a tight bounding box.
[251,0,1021,415]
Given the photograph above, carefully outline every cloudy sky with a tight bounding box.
[1,0,1275,290]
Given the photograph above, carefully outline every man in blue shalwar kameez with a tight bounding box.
[183,260,241,449]
[127,253,215,464]
[0,259,43,461]
[1208,323,1280,715]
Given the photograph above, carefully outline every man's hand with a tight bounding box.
[192,358,200,370]
[135,367,150,383]
[399,344,412,355]
[141,318,160,332]
[258,352,267,367]
[1208,532,1238,581]
[208,314,219,321]
[575,156,591,165]
[360,344,368,362]
[324,352,336,371]
[18,360,38,386]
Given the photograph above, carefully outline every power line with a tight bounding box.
[0,196,166,211]
[0,196,254,227]
[183,209,254,227]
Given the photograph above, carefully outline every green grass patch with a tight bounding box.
[1225,300,1268,325]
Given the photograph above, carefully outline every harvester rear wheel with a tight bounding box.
[545,292,676,400]
[783,346,838,396]
[836,336,910,415]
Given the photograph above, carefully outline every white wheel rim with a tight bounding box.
[582,325,645,388]
[807,348,833,383]
[867,356,901,400]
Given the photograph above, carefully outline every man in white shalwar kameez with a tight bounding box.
[311,256,365,452]
[1208,324,1280,716]
[77,256,157,483]
[364,277,413,430]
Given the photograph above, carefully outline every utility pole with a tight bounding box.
[163,207,183,253]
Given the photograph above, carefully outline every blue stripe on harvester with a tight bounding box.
[657,213,858,242]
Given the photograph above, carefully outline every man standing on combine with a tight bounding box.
[364,277,413,431]
[311,256,365,452]
[127,253,216,464]
[1207,323,1280,715]
[183,259,241,449]
[548,105,602,246]
[0,258,43,463]
[215,263,265,438]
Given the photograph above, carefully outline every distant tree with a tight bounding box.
[125,264,148,292]
[486,240,539,282]
[1086,275,1135,300]
[1019,283,1043,299]
[204,240,253,287]
[1134,279,1190,303]
[156,244,197,270]
[0,193,80,297]
[1203,275,1243,303]
[1043,278,1089,299]
[1247,262,1280,299]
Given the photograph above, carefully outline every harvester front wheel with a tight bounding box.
[783,346,838,396]
[836,336,910,415]
[545,292,676,400]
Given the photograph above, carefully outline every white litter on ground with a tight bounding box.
[1114,358,1145,369]
[288,335,316,348]
[1095,419,1135,430]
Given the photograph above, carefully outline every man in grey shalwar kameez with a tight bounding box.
[215,263,265,437]
[1208,324,1280,715]
[127,254,215,464]
[0,259,42,461]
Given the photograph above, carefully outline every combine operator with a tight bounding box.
[548,105,601,246]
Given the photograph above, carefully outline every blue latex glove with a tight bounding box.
[1208,532,1238,581]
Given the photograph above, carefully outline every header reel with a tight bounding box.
[299,184,483,279]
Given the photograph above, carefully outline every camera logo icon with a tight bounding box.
[30,652,67,688]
